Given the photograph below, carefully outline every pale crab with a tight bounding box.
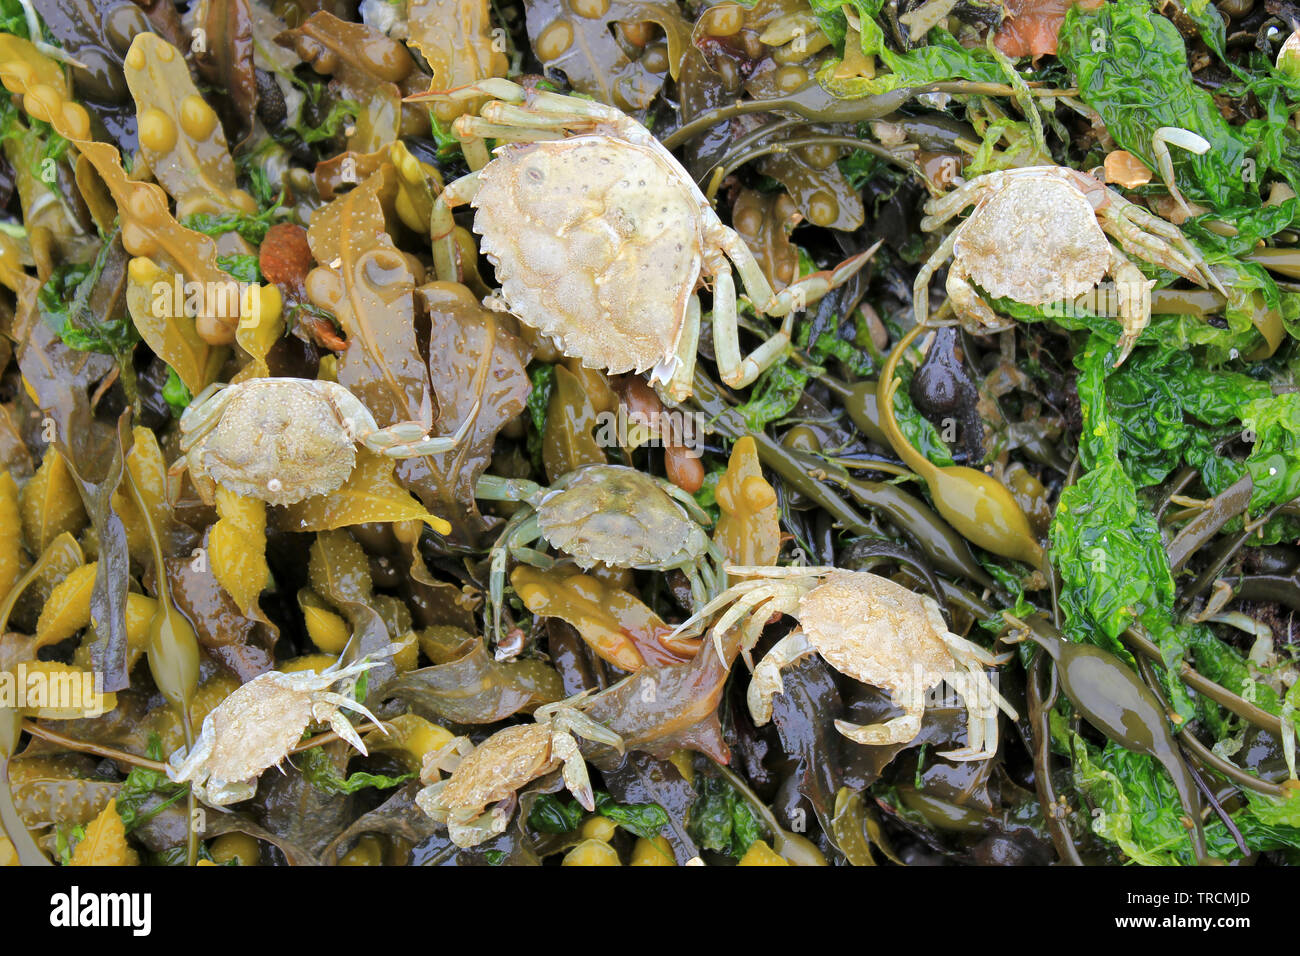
[476,464,724,637]
[167,656,386,807]
[411,78,880,402]
[913,162,1224,366]
[168,377,476,507]
[415,701,624,848]
[674,566,1018,760]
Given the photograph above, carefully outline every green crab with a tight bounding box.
[168,378,476,506]
[166,656,385,807]
[476,464,724,638]
[673,566,1018,761]
[913,157,1223,366]
[415,700,624,848]
[411,78,879,402]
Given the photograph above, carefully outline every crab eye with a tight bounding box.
[525,166,544,185]
[267,478,283,494]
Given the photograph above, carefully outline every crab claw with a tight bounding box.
[553,733,596,812]
[746,654,785,726]
[542,701,626,756]
[1109,248,1156,367]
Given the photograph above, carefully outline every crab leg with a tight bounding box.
[709,234,879,390]
[1150,126,1210,221]
[766,241,883,318]
[934,672,997,761]
[655,471,716,528]
[474,473,546,507]
[178,381,229,428]
[919,177,992,232]
[421,736,475,783]
[936,672,1011,761]
[165,732,215,787]
[737,599,773,670]
[682,566,711,616]
[315,696,379,756]
[407,77,529,107]
[477,100,600,130]
[449,117,566,142]
[711,267,792,389]
[912,225,960,327]
[488,511,547,639]
[668,576,786,642]
[726,564,838,579]
[363,398,480,457]
[933,632,1019,760]
[445,796,515,847]
[716,583,805,668]
[474,85,652,145]
[506,545,553,566]
[1103,212,1203,284]
[416,78,625,128]
[546,704,627,753]
[431,170,483,282]
[428,78,649,146]
[176,383,234,456]
[723,228,880,320]
[412,79,532,195]
[943,636,1013,670]
[711,585,782,666]
[169,383,240,505]
[1099,197,1224,294]
[686,539,728,613]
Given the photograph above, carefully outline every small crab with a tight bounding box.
[415,701,624,848]
[168,377,476,506]
[476,464,724,637]
[914,162,1224,365]
[675,566,1018,761]
[411,78,879,402]
[167,656,385,807]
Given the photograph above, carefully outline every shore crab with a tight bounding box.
[415,701,624,847]
[675,566,1018,760]
[476,464,724,637]
[167,656,386,807]
[914,163,1224,366]
[411,78,880,402]
[168,377,477,506]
